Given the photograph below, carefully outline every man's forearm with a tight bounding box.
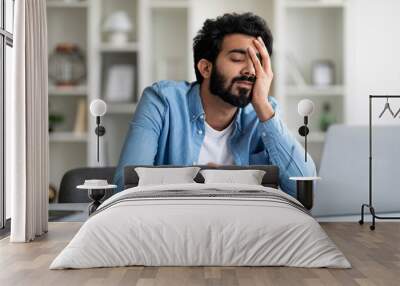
[253,97,275,122]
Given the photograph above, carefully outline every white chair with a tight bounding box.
[312,124,400,217]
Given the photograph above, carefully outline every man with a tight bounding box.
[113,12,316,197]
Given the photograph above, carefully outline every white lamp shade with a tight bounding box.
[103,11,133,32]
[90,99,107,117]
[298,99,314,117]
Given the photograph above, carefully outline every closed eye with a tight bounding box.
[231,58,244,63]
[228,50,247,63]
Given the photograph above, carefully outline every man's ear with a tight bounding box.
[197,59,212,80]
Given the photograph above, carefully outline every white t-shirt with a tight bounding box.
[197,120,235,165]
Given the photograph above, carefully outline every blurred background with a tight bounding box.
[44,0,400,204]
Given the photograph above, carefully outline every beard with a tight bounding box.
[209,66,256,108]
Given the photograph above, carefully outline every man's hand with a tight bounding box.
[247,36,275,122]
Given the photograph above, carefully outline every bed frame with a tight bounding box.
[58,165,280,205]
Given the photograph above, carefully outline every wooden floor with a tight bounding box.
[1,222,399,286]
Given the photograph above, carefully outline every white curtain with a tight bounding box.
[8,0,49,242]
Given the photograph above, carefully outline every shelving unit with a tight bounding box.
[48,84,88,96]
[99,42,140,52]
[89,0,192,167]
[275,0,347,169]
[285,85,344,97]
[46,0,89,8]
[150,6,189,82]
[47,0,89,192]
[49,132,88,142]
[150,0,189,9]
[88,0,141,168]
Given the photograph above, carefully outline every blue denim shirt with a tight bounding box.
[113,80,316,197]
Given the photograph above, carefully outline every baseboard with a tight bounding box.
[316,212,400,222]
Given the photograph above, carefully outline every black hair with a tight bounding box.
[193,12,273,83]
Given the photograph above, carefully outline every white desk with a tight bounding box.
[289,177,321,210]
[48,203,89,222]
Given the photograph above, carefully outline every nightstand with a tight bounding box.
[289,176,321,210]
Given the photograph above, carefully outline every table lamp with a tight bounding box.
[77,99,116,215]
[289,99,320,210]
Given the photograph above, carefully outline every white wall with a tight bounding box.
[346,0,400,126]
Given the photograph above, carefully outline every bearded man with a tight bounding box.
[113,12,316,197]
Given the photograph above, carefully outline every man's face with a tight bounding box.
[209,34,260,108]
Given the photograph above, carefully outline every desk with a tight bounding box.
[289,176,321,210]
[48,203,89,222]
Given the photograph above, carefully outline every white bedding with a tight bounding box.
[50,183,351,269]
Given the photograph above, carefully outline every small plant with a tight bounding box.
[49,113,64,132]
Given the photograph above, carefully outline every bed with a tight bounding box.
[50,165,350,269]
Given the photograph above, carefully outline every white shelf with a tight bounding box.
[286,85,344,97]
[47,0,88,8]
[99,42,139,53]
[48,84,87,96]
[151,0,189,9]
[107,103,137,114]
[285,0,346,8]
[49,132,88,143]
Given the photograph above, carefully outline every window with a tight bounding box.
[1,0,14,231]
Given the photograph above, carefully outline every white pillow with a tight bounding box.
[200,169,266,185]
[135,167,201,186]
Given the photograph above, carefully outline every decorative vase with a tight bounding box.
[49,43,86,86]
[103,11,133,45]
[108,31,129,45]
[312,60,335,86]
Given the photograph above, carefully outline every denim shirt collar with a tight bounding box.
[188,82,242,133]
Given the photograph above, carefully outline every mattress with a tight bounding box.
[50,183,351,269]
